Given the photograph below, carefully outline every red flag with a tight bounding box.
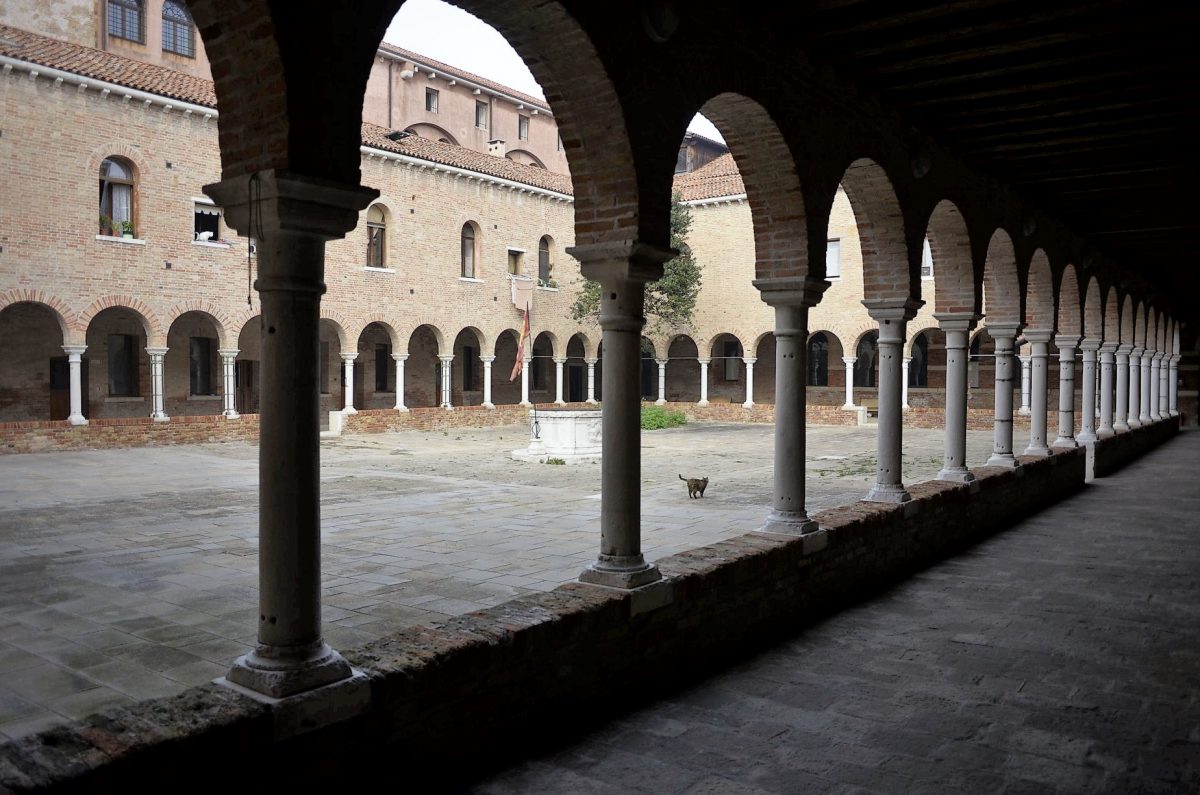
[510,303,530,381]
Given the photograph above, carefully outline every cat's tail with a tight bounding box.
[678,474,686,481]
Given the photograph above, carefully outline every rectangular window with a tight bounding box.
[475,100,489,129]
[194,201,220,242]
[826,238,841,278]
[518,114,529,141]
[507,249,523,276]
[107,0,144,43]
[463,346,476,390]
[722,340,740,382]
[107,334,138,396]
[375,343,391,391]
[425,87,439,113]
[189,337,214,395]
[921,238,934,279]
[319,342,330,394]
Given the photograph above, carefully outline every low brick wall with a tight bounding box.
[0,413,261,454]
[0,448,1092,791]
[1088,415,1179,479]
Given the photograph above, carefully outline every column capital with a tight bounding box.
[340,352,358,362]
[145,346,169,356]
[654,358,668,366]
[438,354,455,363]
[204,169,378,240]
[1054,333,1081,350]
[1116,343,1132,356]
[392,353,409,362]
[555,357,568,365]
[61,344,87,356]
[480,355,496,364]
[862,297,922,323]
[742,357,757,365]
[903,355,912,364]
[842,356,856,366]
[1079,338,1102,352]
[984,322,1022,340]
[1099,341,1119,354]
[585,357,599,365]
[218,348,240,358]
[751,276,830,309]
[933,311,980,333]
[567,240,673,285]
[1023,328,1054,345]
[1131,346,1145,357]
[1170,354,1181,365]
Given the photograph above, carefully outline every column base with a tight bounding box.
[696,400,708,407]
[757,512,826,553]
[1023,444,1050,456]
[1051,437,1078,449]
[1018,407,1031,416]
[225,641,354,699]
[865,483,911,503]
[482,402,495,409]
[655,399,666,406]
[395,405,409,412]
[1076,431,1098,443]
[1113,421,1130,432]
[579,555,662,590]
[742,401,755,409]
[936,467,975,483]
[519,401,532,407]
[1096,427,1115,438]
[984,453,1019,468]
[1138,415,1152,425]
[442,404,453,411]
[151,413,170,423]
[841,403,857,410]
[1170,410,1180,417]
[557,400,569,406]
[67,414,88,426]
[223,410,241,420]
[342,406,357,415]
[1128,419,1143,428]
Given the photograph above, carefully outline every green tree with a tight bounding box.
[569,191,702,333]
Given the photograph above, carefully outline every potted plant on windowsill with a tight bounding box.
[99,215,115,236]
[119,220,135,239]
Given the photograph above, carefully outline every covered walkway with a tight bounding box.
[474,432,1200,793]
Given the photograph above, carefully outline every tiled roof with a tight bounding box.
[0,23,217,107]
[673,154,746,202]
[377,41,550,113]
[361,123,573,195]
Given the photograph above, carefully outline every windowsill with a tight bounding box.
[187,395,221,401]
[95,235,146,246]
[459,276,484,284]
[364,266,396,273]
[105,396,145,403]
[192,240,231,249]
[536,286,560,292]
[921,275,935,282]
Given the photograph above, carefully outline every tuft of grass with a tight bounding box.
[545,457,566,465]
[640,405,687,430]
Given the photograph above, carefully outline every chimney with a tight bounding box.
[488,139,506,158]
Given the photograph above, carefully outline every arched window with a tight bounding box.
[366,205,386,268]
[99,157,135,237]
[162,0,195,58]
[855,332,878,388]
[461,223,477,278]
[909,334,929,388]
[107,0,144,43]
[538,236,552,285]
[807,333,829,386]
[921,238,934,279]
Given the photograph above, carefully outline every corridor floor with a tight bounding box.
[472,431,1200,794]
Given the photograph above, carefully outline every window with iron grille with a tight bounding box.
[107,0,144,43]
[366,205,386,268]
[162,0,195,57]
[426,88,439,113]
[518,115,529,141]
[475,100,488,129]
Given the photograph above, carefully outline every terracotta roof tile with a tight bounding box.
[673,154,745,202]
[377,41,550,113]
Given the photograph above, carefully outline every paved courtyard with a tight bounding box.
[0,421,993,740]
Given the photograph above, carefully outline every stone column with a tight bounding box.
[1128,347,1143,427]
[742,357,756,408]
[1023,330,1052,455]
[1076,340,1099,442]
[901,356,911,409]
[754,277,829,538]
[340,353,357,414]
[205,169,377,698]
[936,313,976,482]
[60,344,89,426]
[1018,352,1032,415]
[654,359,667,406]
[841,356,856,408]
[1169,354,1180,416]
[480,355,495,408]
[1158,354,1170,417]
[1051,335,1079,448]
[439,354,453,409]
[585,357,598,404]
[572,241,672,589]
[985,325,1019,467]
[1097,343,1116,436]
[219,348,240,419]
[554,357,567,405]
[146,347,169,422]
[1149,353,1162,420]
[1114,345,1131,431]
[1138,347,1152,425]
[863,299,921,502]
[520,353,531,406]
[392,353,408,411]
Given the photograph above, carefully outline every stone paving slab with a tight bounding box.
[470,431,1200,794]
[0,421,993,740]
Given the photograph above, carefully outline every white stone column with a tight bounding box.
[62,344,88,426]
[554,357,567,405]
[841,356,856,408]
[439,354,453,409]
[1114,345,1131,431]
[205,170,376,698]
[697,358,710,406]
[392,353,408,411]
[936,313,976,482]
[573,242,671,589]
[654,358,667,405]
[864,299,920,503]
[219,348,240,419]
[1149,353,1162,420]
[1128,347,1143,427]
[146,347,169,422]
[1023,330,1052,455]
[339,353,357,414]
[1169,354,1180,416]
[755,278,828,539]
[742,357,756,408]
[520,353,531,406]
[1052,335,1079,448]
[985,325,1019,467]
[1076,340,1099,442]
[585,357,598,404]
[1018,353,1032,415]
[1138,347,1152,425]
[901,356,911,409]
[480,355,495,409]
[1097,343,1117,436]
[1158,354,1170,417]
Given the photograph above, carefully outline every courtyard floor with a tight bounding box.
[0,422,994,741]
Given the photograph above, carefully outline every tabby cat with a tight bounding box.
[679,474,708,499]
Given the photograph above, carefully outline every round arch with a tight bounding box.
[1057,264,1082,338]
[836,158,912,303]
[1024,250,1054,331]
[982,229,1021,327]
[924,199,977,314]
